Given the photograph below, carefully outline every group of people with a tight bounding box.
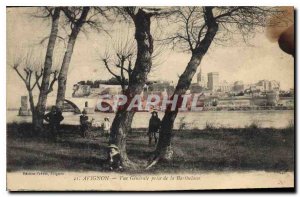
[79,109,111,137]
[79,109,162,147]
[43,106,162,170]
[43,106,111,138]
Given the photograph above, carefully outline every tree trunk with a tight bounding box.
[155,55,203,158]
[34,8,61,132]
[109,9,154,168]
[152,8,219,163]
[56,7,90,109]
[27,89,38,135]
[55,32,78,109]
[28,90,35,122]
[109,110,136,167]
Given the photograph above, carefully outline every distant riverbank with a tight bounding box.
[7,110,294,130]
[7,105,294,112]
[199,105,294,111]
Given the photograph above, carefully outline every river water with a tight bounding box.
[7,110,294,129]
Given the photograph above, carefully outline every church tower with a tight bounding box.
[197,67,202,83]
[197,67,207,88]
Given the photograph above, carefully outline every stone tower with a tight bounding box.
[197,67,207,88]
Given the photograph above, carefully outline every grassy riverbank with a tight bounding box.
[7,122,294,173]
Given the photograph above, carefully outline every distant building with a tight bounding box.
[266,91,280,106]
[269,80,280,91]
[98,84,123,95]
[256,80,280,92]
[233,81,244,93]
[148,81,175,95]
[207,72,219,91]
[73,83,123,97]
[190,83,203,93]
[72,84,91,97]
[90,88,103,95]
[197,68,207,88]
[256,80,268,92]
[218,80,232,92]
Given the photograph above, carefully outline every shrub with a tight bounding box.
[178,117,187,131]
[286,120,294,130]
[246,120,261,130]
[205,121,217,131]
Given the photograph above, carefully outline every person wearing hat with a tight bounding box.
[107,144,123,170]
[80,109,89,138]
[148,110,161,145]
[103,117,111,137]
[44,106,64,138]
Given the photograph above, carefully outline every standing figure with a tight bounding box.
[44,106,64,137]
[148,111,161,145]
[107,144,123,170]
[103,117,111,137]
[80,109,89,138]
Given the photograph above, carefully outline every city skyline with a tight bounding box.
[6,7,294,109]
[196,71,283,90]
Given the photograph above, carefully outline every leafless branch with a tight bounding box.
[60,6,111,36]
[39,35,67,48]
[159,6,283,53]
[46,70,58,94]
[11,49,46,93]
[32,68,43,91]
[13,66,27,85]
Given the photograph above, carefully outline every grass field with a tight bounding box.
[7,122,294,173]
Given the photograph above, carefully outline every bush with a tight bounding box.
[245,120,261,130]
[178,117,187,131]
[205,121,217,131]
[286,120,294,130]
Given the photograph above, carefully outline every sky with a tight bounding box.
[6,7,294,108]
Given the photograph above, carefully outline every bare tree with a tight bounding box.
[12,50,58,131]
[34,7,61,131]
[99,27,168,93]
[148,6,283,168]
[100,34,135,93]
[56,7,110,109]
[106,7,174,168]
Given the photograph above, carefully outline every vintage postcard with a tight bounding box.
[6,6,294,191]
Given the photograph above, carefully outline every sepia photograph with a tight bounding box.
[6,5,295,191]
